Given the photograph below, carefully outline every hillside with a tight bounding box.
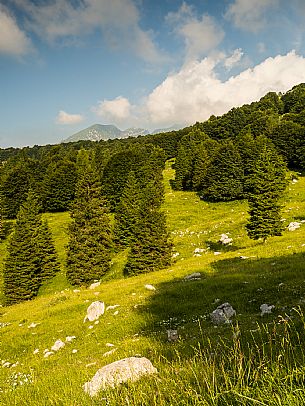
[1,162,305,404]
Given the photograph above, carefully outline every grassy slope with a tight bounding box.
[1,162,305,404]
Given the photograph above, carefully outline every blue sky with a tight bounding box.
[1,0,305,147]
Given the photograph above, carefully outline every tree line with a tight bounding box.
[1,83,305,304]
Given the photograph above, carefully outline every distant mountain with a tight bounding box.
[151,124,182,134]
[121,128,149,138]
[63,124,122,143]
[63,123,182,143]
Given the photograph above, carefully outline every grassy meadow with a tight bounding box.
[1,161,305,404]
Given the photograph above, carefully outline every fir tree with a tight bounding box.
[37,220,61,283]
[173,144,192,190]
[124,171,172,276]
[114,171,142,247]
[66,163,113,286]
[42,160,77,212]
[246,144,287,241]
[0,198,5,241]
[203,141,244,201]
[0,163,30,219]
[3,191,59,304]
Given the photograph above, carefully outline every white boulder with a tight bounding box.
[219,234,233,245]
[83,357,157,397]
[194,248,205,253]
[288,222,301,231]
[51,339,65,352]
[144,284,156,291]
[167,329,179,342]
[84,301,105,322]
[210,302,236,324]
[184,272,201,281]
[89,282,101,290]
[65,336,76,343]
[260,304,275,316]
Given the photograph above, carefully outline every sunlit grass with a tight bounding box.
[1,162,305,404]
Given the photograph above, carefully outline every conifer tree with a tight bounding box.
[37,220,61,283]
[42,160,77,212]
[3,191,59,304]
[66,163,113,286]
[203,141,244,201]
[174,144,192,190]
[124,170,172,276]
[0,163,30,219]
[246,143,287,241]
[0,198,5,241]
[114,171,142,247]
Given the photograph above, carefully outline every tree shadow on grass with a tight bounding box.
[137,252,305,354]
[205,240,241,253]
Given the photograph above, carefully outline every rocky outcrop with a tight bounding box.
[83,357,157,396]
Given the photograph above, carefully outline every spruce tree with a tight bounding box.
[203,141,244,201]
[0,198,5,241]
[3,191,59,304]
[66,163,113,286]
[42,160,77,212]
[246,144,287,241]
[124,170,172,276]
[37,220,61,283]
[114,171,142,247]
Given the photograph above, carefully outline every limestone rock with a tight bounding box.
[65,336,76,343]
[219,234,233,245]
[167,329,179,342]
[210,302,236,324]
[184,272,201,281]
[260,303,275,316]
[83,357,158,397]
[51,339,65,352]
[89,281,101,290]
[84,301,105,322]
[144,284,156,291]
[288,222,301,231]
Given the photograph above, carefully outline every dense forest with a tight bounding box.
[1,83,305,305]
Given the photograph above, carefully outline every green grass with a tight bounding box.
[1,162,305,404]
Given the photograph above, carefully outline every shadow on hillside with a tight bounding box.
[205,240,241,253]
[138,252,305,349]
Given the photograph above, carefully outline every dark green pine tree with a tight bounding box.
[0,163,30,219]
[0,197,5,241]
[42,159,77,212]
[37,220,61,283]
[66,163,113,286]
[114,171,142,247]
[124,171,172,276]
[203,140,244,201]
[3,191,59,304]
[173,144,193,190]
[246,144,287,242]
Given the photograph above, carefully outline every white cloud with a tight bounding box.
[146,51,305,128]
[93,96,132,122]
[0,5,32,56]
[166,2,224,60]
[223,48,244,69]
[56,110,84,125]
[225,0,279,32]
[12,0,165,63]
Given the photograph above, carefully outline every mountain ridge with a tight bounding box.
[62,123,181,143]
